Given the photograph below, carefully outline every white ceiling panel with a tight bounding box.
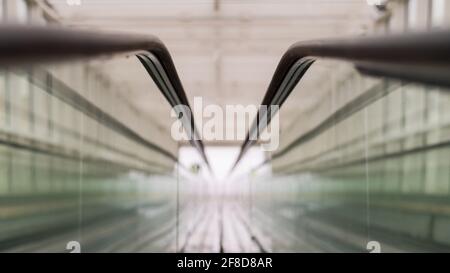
[46,0,373,142]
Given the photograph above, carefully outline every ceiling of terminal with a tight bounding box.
[46,0,374,142]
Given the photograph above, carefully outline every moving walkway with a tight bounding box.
[0,24,450,252]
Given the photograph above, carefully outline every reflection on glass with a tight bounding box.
[0,62,183,253]
[250,60,450,252]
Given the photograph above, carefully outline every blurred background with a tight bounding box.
[1,0,450,252]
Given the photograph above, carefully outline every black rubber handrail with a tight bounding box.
[232,30,450,171]
[0,24,209,168]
